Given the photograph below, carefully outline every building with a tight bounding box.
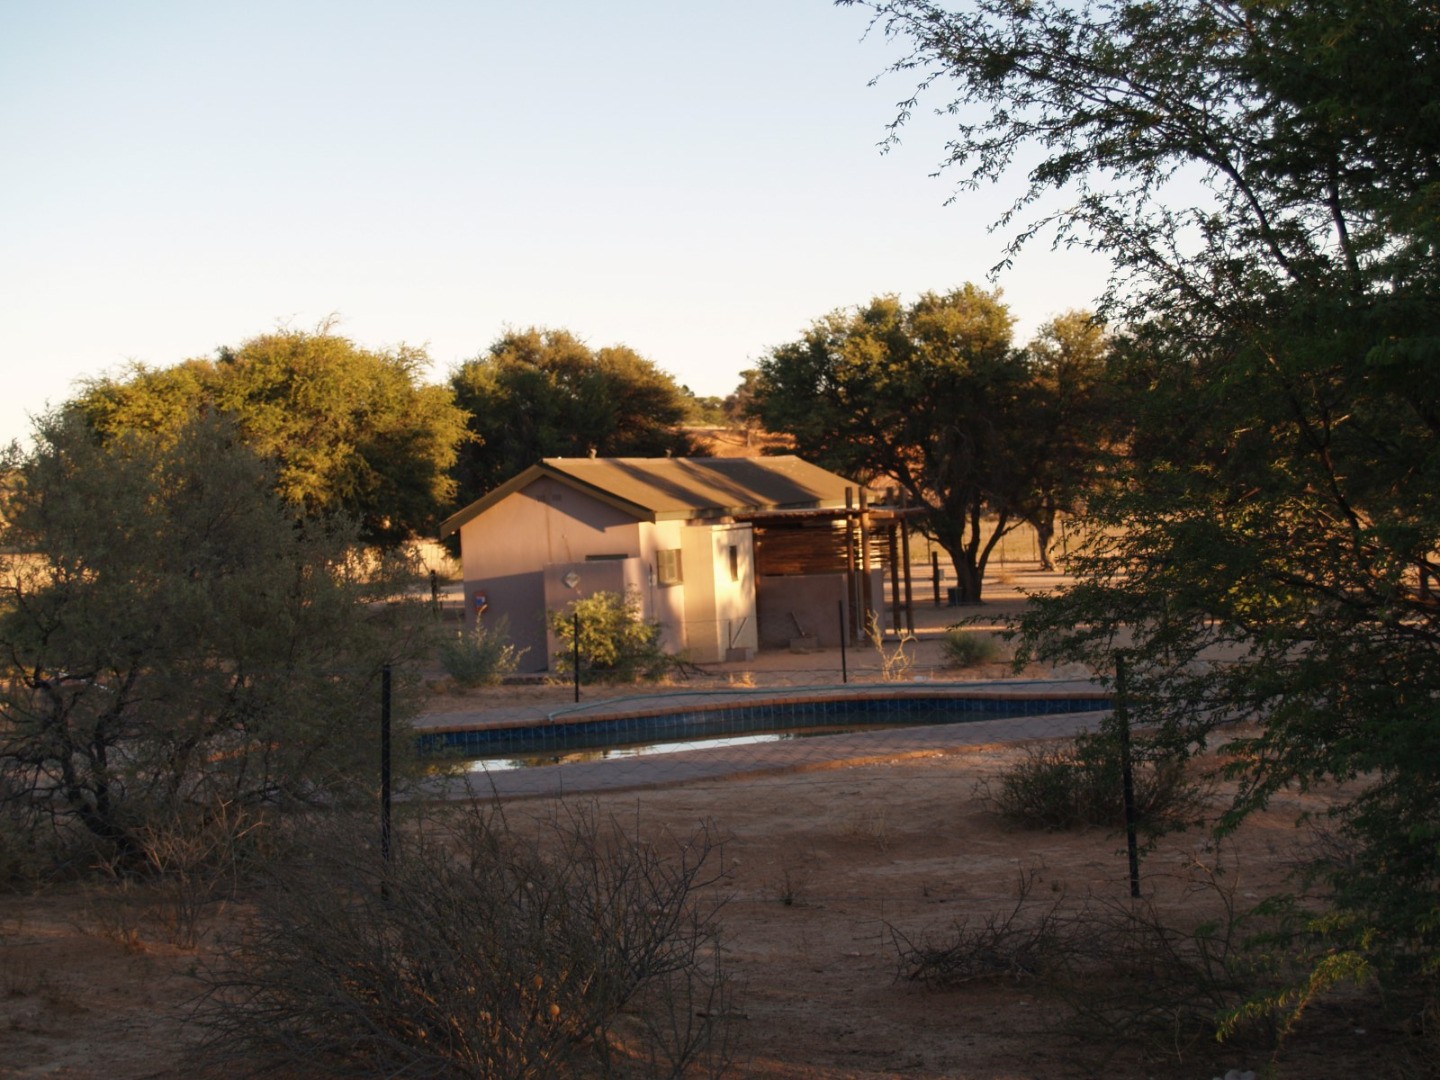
[440,456,918,673]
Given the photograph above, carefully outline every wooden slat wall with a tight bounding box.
[754,521,895,576]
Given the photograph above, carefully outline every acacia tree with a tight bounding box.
[1012,311,1117,569]
[753,285,1032,603]
[450,328,696,502]
[78,330,468,547]
[0,411,430,864]
[850,0,1440,991]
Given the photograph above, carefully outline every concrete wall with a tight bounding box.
[755,569,887,650]
[541,556,645,670]
[457,477,642,670]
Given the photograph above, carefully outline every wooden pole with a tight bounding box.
[844,488,858,643]
[858,487,874,634]
[887,523,902,634]
[900,493,915,634]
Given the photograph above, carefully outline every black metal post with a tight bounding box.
[1115,654,1141,899]
[932,551,941,607]
[838,599,848,684]
[380,663,392,867]
[573,611,581,703]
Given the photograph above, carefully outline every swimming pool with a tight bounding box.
[418,685,1112,768]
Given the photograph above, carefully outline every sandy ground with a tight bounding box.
[0,743,1382,1079]
[0,570,1407,1078]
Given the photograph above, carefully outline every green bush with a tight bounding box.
[437,616,526,687]
[940,627,1003,667]
[549,590,669,683]
[989,733,1207,833]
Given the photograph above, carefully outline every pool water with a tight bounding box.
[419,692,1111,772]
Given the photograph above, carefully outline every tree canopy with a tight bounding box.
[0,410,431,864]
[753,285,1108,601]
[1010,310,1117,569]
[77,330,468,547]
[851,0,1440,997]
[449,328,697,503]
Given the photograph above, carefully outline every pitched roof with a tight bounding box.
[440,456,858,535]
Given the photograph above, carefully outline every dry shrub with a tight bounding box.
[940,627,1003,668]
[0,783,45,890]
[436,615,527,687]
[196,801,735,1079]
[866,611,917,681]
[890,861,1263,1068]
[890,856,1390,1074]
[890,870,1071,986]
[983,734,1210,834]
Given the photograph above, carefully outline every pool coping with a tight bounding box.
[418,703,1115,801]
[416,677,1111,736]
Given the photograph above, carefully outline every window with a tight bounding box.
[728,544,740,582]
[656,548,683,586]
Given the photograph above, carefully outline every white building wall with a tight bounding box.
[637,519,688,655]
[679,523,757,662]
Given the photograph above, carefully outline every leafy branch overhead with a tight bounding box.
[848,0,1440,990]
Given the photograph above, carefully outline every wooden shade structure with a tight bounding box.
[735,488,922,640]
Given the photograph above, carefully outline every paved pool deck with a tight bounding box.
[414,567,1110,800]
[414,677,1111,801]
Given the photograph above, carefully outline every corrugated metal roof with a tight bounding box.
[440,456,859,535]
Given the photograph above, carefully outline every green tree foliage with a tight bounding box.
[680,388,729,426]
[450,328,697,502]
[549,591,668,683]
[754,286,1038,602]
[78,329,468,547]
[0,410,431,866]
[1013,311,1117,569]
[852,0,1440,984]
[725,369,762,426]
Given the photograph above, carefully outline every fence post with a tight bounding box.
[573,611,581,703]
[838,599,848,684]
[380,663,392,868]
[1115,653,1141,898]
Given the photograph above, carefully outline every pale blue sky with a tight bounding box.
[0,0,1107,448]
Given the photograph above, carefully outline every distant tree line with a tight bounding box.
[29,308,1112,572]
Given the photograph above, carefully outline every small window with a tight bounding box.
[656,548,683,586]
[728,545,740,582]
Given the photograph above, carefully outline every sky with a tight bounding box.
[0,0,1110,449]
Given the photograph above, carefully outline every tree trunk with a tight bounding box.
[952,557,984,604]
[1035,514,1056,572]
